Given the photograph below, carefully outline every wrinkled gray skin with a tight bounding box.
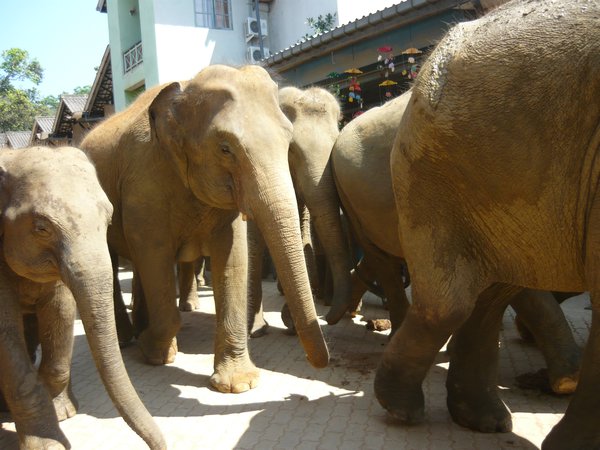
[0,147,164,450]
[379,1,600,448]
[81,65,329,395]
[247,86,352,337]
[333,90,581,394]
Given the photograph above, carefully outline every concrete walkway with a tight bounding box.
[0,270,591,449]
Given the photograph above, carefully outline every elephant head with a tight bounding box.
[0,147,165,449]
[147,65,329,368]
[278,86,352,325]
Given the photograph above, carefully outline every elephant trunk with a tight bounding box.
[304,159,352,325]
[62,245,165,449]
[249,173,329,368]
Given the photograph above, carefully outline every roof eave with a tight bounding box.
[264,0,474,73]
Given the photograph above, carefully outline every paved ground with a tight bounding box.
[0,269,592,450]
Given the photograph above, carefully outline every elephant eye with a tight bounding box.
[220,143,232,155]
[33,217,52,238]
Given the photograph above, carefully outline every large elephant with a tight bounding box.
[333,90,581,394]
[81,65,329,394]
[0,147,164,449]
[247,86,352,337]
[377,0,600,448]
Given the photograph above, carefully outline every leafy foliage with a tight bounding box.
[301,13,337,42]
[0,49,90,133]
[0,48,53,132]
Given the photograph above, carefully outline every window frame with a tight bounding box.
[194,0,232,30]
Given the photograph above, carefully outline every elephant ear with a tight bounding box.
[148,81,192,187]
[148,82,183,147]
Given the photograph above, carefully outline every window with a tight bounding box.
[194,0,232,29]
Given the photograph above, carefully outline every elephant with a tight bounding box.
[333,89,581,394]
[0,146,164,449]
[247,86,352,337]
[81,64,329,394]
[376,0,600,448]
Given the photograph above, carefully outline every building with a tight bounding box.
[0,131,31,149]
[96,0,436,112]
[29,116,56,147]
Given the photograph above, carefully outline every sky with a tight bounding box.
[0,0,109,98]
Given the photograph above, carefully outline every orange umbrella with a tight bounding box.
[402,47,422,54]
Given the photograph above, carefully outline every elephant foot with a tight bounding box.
[543,415,600,450]
[52,386,78,422]
[447,385,512,433]
[249,318,269,338]
[138,333,178,365]
[515,368,579,395]
[210,360,260,393]
[178,296,200,312]
[374,363,425,424]
[22,434,69,450]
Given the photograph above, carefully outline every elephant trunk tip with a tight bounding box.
[307,352,330,369]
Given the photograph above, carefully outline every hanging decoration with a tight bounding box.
[379,79,398,99]
[401,47,422,55]
[377,45,395,78]
[406,56,419,80]
[344,68,363,108]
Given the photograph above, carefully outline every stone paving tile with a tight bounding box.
[0,271,591,449]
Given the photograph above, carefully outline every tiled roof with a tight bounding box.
[0,133,7,148]
[5,131,31,149]
[35,116,55,133]
[52,94,88,137]
[62,95,88,115]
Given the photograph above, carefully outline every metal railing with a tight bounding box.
[123,42,143,73]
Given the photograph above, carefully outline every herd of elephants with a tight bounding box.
[0,0,597,448]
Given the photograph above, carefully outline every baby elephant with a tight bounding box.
[0,147,164,449]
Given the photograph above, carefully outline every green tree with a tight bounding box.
[302,12,337,41]
[0,48,52,132]
[299,13,337,42]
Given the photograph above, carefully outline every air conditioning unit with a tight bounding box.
[247,46,270,64]
[246,17,268,38]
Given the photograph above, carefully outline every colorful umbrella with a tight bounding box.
[379,80,398,87]
[402,47,422,55]
[344,68,363,74]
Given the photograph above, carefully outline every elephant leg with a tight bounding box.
[209,217,259,393]
[543,198,600,450]
[510,289,581,394]
[374,258,481,425]
[348,257,370,314]
[36,283,78,421]
[0,277,69,449]
[133,255,180,365]
[446,284,521,433]
[178,261,199,312]
[247,220,269,338]
[110,248,134,345]
[196,256,207,286]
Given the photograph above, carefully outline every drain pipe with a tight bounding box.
[254,0,265,58]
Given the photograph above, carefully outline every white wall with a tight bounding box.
[268,0,338,53]
[152,0,252,84]
[336,0,402,25]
